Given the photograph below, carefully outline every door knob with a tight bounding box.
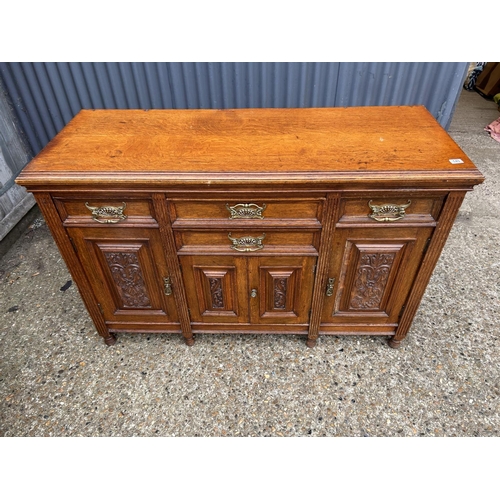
[250,289,258,298]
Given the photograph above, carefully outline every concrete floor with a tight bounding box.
[1,90,499,437]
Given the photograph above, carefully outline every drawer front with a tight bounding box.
[53,196,157,226]
[170,198,323,224]
[338,194,445,225]
[175,230,320,255]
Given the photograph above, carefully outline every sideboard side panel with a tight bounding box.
[391,191,466,347]
[33,193,113,344]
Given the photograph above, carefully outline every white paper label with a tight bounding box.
[449,158,464,164]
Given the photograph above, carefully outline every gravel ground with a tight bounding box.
[1,90,499,437]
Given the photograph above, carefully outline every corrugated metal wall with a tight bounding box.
[0,78,35,242]
[0,62,468,156]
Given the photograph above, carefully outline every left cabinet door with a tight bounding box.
[67,227,179,330]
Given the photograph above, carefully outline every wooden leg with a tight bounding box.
[184,335,195,346]
[388,336,402,349]
[306,338,317,348]
[104,333,117,346]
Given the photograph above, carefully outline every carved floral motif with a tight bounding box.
[274,278,287,309]
[209,277,224,309]
[350,253,395,309]
[104,251,151,308]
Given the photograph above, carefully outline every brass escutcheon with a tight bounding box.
[164,277,172,296]
[326,277,335,297]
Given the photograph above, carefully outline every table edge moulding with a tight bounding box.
[16,106,485,349]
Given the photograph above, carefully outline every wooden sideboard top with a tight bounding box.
[17,106,484,190]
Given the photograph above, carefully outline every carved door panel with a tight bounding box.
[321,227,433,324]
[249,256,316,324]
[179,255,250,323]
[67,227,178,324]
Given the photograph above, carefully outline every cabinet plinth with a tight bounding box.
[17,107,484,348]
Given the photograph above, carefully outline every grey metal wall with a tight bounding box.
[0,78,35,241]
[0,62,468,156]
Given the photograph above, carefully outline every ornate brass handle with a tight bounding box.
[368,200,411,222]
[326,278,335,297]
[226,203,266,219]
[85,202,127,224]
[228,233,265,252]
[164,277,172,296]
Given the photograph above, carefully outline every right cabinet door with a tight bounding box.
[249,255,317,325]
[321,227,433,325]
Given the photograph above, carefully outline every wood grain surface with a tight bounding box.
[17,107,484,190]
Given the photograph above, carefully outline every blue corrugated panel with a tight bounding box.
[335,62,467,127]
[0,62,468,155]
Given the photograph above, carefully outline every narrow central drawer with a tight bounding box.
[175,229,320,255]
[170,198,323,225]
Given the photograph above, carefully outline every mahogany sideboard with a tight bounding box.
[16,107,484,348]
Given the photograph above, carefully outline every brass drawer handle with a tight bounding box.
[226,203,266,219]
[228,233,265,252]
[326,277,335,297]
[368,200,411,222]
[164,277,172,296]
[85,202,127,224]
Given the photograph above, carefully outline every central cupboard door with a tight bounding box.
[180,255,316,325]
[249,256,316,324]
[179,255,250,323]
